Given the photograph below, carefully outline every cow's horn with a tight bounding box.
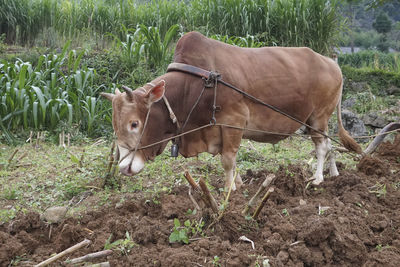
[121,85,134,101]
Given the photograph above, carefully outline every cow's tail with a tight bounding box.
[336,82,363,154]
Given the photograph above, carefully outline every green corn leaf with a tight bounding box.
[18,64,28,90]
[73,50,85,73]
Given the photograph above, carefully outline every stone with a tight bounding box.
[341,109,367,137]
[345,81,369,93]
[342,97,357,110]
[362,112,388,128]
[41,206,68,223]
[387,85,400,96]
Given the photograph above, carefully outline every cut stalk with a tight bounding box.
[252,187,274,220]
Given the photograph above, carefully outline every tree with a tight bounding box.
[344,0,363,53]
[373,11,392,52]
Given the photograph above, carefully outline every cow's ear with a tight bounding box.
[145,80,165,103]
[100,92,114,102]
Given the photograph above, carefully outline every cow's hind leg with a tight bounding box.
[327,138,339,177]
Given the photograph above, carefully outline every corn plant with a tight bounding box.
[210,34,266,48]
[109,25,145,67]
[138,24,180,69]
[0,42,107,135]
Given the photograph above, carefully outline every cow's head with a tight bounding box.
[101,80,165,176]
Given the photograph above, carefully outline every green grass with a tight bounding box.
[0,135,359,223]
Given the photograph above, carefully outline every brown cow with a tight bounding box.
[101,31,361,190]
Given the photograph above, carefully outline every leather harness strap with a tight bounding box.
[167,63,212,80]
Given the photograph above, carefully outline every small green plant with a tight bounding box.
[9,254,29,266]
[369,183,387,198]
[212,255,221,267]
[104,231,137,256]
[169,218,189,244]
[0,209,17,223]
[169,218,205,244]
[1,186,20,200]
[186,208,197,215]
[282,208,290,217]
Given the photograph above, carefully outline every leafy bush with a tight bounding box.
[339,51,400,72]
[342,65,400,96]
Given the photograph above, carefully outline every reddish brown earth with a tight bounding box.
[1,135,400,266]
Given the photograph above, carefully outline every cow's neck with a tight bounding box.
[140,74,183,160]
[142,72,212,159]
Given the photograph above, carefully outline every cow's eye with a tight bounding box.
[131,121,139,129]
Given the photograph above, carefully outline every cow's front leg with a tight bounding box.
[221,152,240,191]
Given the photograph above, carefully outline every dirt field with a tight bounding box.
[1,135,399,266]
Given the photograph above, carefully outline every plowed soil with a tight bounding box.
[1,135,400,266]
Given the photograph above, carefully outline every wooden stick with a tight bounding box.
[184,171,201,192]
[79,149,85,168]
[67,250,112,264]
[36,132,40,148]
[28,131,33,144]
[87,262,110,267]
[184,171,219,213]
[215,169,237,222]
[188,187,201,211]
[111,145,119,176]
[252,187,274,219]
[107,141,116,175]
[34,239,91,267]
[62,130,65,147]
[198,178,219,213]
[242,174,275,215]
[184,171,206,209]
[7,149,19,165]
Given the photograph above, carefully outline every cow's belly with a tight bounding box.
[243,131,290,144]
[243,105,311,143]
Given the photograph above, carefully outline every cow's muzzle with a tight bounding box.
[118,145,145,176]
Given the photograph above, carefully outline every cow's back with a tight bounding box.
[174,32,341,102]
[173,32,342,143]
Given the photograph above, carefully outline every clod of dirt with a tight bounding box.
[357,155,390,176]
[41,206,68,223]
[298,216,335,246]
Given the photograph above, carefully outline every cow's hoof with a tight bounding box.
[311,178,323,185]
[330,170,339,177]
[224,182,237,192]
[235,180,243,189]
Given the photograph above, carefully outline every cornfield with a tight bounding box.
[0,42,107,134]
[0,0,341,54]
